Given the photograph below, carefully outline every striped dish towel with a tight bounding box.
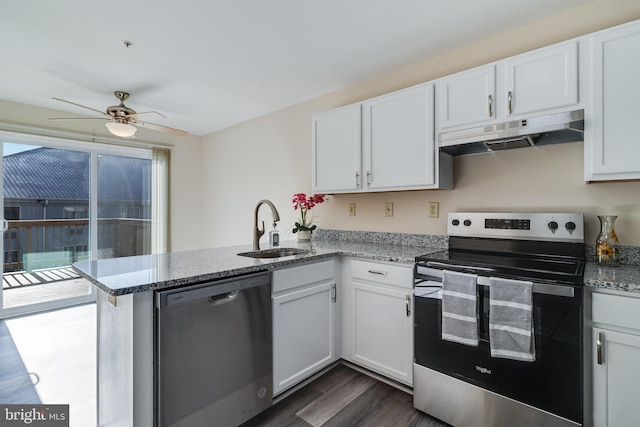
[489,277,535,362]
[441,270,478,346]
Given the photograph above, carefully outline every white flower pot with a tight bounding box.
[297,230,312,242]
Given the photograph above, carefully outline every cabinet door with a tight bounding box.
[363,83,435,190]
[350,281,413,385]
[439,65,496,129]
[504,41,578,117]
[586,22,640,181]
[312,104,362,193]
[273,281,335,395]
[592,328,640,427]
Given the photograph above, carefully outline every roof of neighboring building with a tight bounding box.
[3,147,149,201]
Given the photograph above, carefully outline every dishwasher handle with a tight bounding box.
[209,290,238,305]
[156,271,271,308]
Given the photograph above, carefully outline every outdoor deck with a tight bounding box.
[2,267,91,309]
[3,267,80,289]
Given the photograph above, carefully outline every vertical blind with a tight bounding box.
[152,147,170,254]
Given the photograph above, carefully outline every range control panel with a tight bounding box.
[448,212,584,243]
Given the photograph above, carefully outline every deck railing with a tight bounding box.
[3,218,151,272]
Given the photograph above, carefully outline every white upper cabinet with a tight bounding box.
[504,41,578,117]
[363,83,437,190]
[584,20,640,181]
[312,82,452,194]
[438,41,579,131]
[312,104,362,193]
[439,65,496,129]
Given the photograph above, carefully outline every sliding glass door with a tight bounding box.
[0,131,165,319]
[96,154,152,261]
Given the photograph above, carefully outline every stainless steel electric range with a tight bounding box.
[413,212,586,427]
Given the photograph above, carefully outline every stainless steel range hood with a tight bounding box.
[438,109,584,156]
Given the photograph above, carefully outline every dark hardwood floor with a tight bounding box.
[242,364,449,427]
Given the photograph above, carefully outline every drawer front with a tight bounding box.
[593,291,640,331]
[273,260,334,294]
[351,259,413,289]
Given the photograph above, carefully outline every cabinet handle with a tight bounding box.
[355,172,360,188]
[488,95,493,118]
[508,91,513,115]
[406,295,411,317]
[368,269,387,276]
[331,284,337,303]
[596,332,604,365]
[366,170,371,185]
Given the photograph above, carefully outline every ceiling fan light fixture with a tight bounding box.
[105,121,137,137]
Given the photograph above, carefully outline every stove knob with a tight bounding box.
[463,219,472,227]
[451,219,460,226]
[548,221,559,231]
[565,221,576,231]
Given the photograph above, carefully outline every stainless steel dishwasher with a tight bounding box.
[155,271,272,427]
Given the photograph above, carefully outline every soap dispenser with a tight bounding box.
[269,222,280,248]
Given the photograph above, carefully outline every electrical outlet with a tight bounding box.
[348,203,356,216]
[428,202,439,218]
[385,202,394,217]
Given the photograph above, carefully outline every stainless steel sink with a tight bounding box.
[237,248,310,259]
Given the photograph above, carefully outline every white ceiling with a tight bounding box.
[1,0,592,137]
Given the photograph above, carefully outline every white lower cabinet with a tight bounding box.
[272,260,337,395]
[591,291,640,427]
[345,259,414,386]
[273,257,414,394]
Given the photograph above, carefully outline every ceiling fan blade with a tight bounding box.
[135,121,188,137]
[52,97,108,117]
[48,117,109,121]
[128,111,167,120]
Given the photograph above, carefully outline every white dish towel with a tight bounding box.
[489,277,535,362]
[441,270,478,346]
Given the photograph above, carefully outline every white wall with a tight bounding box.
[201,0,640,248]
[201,99,322,247]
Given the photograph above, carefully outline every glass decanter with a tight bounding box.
[596,215,621,266]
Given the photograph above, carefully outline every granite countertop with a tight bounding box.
[583,262,640,294]
[73,238,444,296]
[73,228,640,297]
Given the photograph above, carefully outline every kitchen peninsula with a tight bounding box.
[73,233,446,427]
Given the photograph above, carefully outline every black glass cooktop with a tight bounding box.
[416,237,586,286]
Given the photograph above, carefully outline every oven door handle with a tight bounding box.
[532,282,575,298]
[425,261,496,273]
[417,265,576,298]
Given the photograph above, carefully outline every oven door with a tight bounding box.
[414,269,583,424]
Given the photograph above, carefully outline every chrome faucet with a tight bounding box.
[253,199,280,250]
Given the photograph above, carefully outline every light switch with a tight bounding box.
[348,203,356,216]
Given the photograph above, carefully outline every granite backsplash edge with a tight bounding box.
[314,229,448,249]
[316,229,640,265]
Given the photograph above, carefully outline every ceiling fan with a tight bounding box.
[49,91,188,138]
